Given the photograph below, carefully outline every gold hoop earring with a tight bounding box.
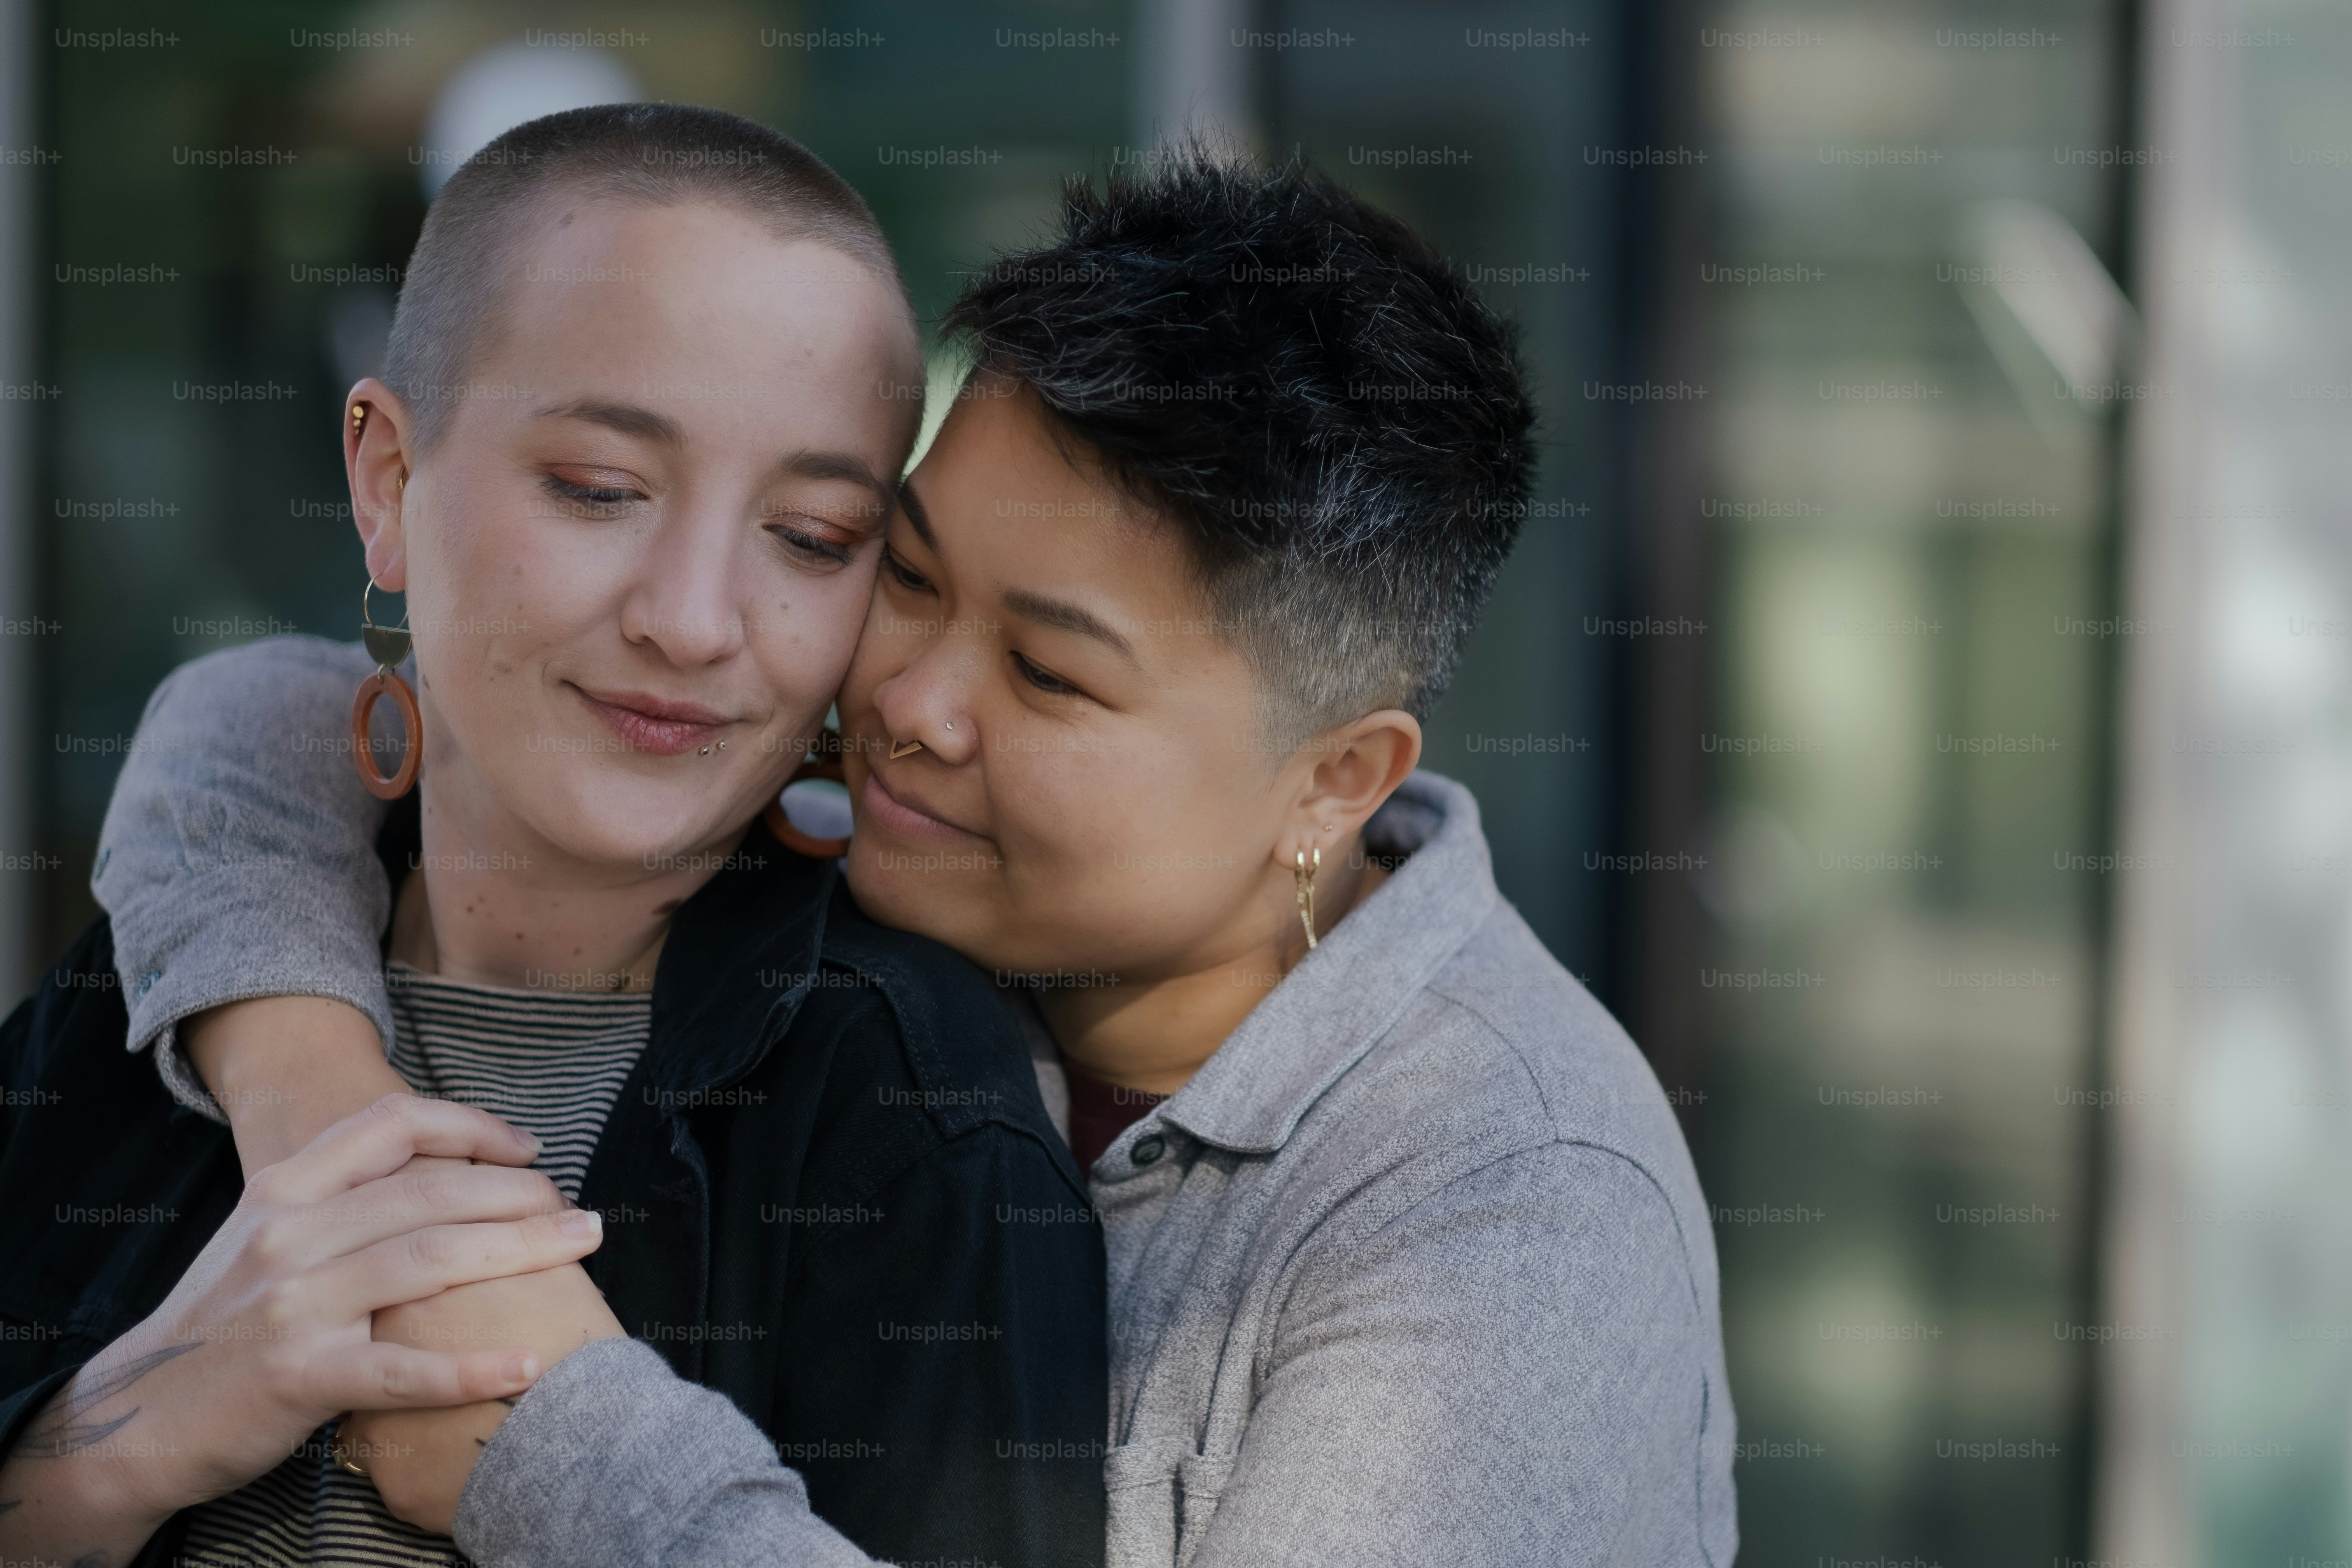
[1295,847,1321,951]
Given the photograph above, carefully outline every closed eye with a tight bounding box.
[1010,649,1083,698]
[541,475,643,516]
[880,545,934,594]
[764,518,854,569]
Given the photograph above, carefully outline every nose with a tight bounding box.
[621,499,747,668]
[872,635,983,766]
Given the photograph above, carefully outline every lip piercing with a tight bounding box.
[699,741,728,756]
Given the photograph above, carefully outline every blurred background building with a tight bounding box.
[0,0,2340,1561]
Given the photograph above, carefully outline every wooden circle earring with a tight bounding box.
[350,576,422,799]
[763,728,851,858]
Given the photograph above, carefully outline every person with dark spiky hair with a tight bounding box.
[48,135,1735,1568]
[833,149,1734,1568]
[942,147,1536,740]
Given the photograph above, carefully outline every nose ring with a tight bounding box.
[890,738,924,759]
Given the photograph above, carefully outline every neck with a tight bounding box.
[387,755,748,993]
[1038,831,1390,1097]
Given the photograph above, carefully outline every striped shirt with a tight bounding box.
[180,962,652,1567]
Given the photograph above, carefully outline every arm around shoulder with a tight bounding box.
[93,636,399,1098]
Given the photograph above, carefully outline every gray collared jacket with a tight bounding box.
[95,637,1738,1568]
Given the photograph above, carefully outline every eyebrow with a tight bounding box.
[779,450,895,526]
[1003,588,1141,667]
[535,399,686,447]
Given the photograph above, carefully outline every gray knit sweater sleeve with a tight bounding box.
[91,635,398,1117]
[457,1337,879,1568]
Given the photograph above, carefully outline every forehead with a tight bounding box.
[475,200,919,439]
[918,386,1156,558]
[910,387,1245,670]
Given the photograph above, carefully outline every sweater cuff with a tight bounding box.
[102,852,399,1123]
[455,1337,862,1568]
[105,864,397,1059]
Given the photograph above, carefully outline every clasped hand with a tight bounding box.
[0,1093,606,1563]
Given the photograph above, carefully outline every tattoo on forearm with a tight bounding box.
[475,1401,522,1448]
[15,1344,201,1460]
[476,1394,520,1448]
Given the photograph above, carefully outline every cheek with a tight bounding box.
[999,732,1239,889]
[781,575,873,688]
[419,492,609,645]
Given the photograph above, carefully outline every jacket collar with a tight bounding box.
[1155,771,1497,1156]
[644,818,836,1096]
[375,796,835,1098]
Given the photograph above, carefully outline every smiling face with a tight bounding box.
[839,379,1388,989]
[352,196,920,872]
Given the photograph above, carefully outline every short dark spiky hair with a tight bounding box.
[385,103,908,451]
[943,150,1535,734]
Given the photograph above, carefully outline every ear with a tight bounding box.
[343,379,415,591]
[1274,709,1424,866]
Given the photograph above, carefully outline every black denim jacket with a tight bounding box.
[0,814,1108,1567]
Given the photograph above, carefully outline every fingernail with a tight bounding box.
[517,1129,543,1157]
[559,1208,603,1237]
[503,1351,539,1382]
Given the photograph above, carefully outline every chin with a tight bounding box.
[530,776,753,871]
[847,839,971,934]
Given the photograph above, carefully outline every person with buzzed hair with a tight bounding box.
[0,105,1104,1568]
